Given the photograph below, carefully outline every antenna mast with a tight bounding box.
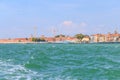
[52,27,56,37]
[34,26,37,38]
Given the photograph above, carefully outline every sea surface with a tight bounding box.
[0,43,120,80]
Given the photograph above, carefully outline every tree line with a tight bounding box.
[32,33,90,42]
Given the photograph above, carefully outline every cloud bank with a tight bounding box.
[55,20,88,36]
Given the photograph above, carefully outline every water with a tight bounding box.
[0,43,120,80]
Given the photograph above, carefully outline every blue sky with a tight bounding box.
[0,0,120,38]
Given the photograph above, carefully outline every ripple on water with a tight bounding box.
[0,44,120,80]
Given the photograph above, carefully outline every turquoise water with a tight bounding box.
[0,43,120,80]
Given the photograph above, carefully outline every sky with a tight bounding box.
[0,0,120,38]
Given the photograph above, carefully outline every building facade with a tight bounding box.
[91,31,120,43]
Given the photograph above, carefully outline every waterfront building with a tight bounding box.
[91,30,120,43]
[0,38,31,43]
[81,36,90,43]
[45,37,55,43]
[65,36,79,43]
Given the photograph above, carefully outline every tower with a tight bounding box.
[34,26,37,38]
[114,27,118,34]
[52,27,56,37]
[53,29,56,37]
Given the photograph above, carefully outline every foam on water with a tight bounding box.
[1,44,120,80]
[0,59,77,80]
[0,59,39,80]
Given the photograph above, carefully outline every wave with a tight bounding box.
[1,44,120,80]
[0,59,77,80]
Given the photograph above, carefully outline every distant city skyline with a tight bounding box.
[0,0,120,38]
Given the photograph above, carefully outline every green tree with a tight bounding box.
[32,37,45,42]
[39,38,45,42]
[55,34,65,38]
[32,37,37,42]
[75,34,85,41]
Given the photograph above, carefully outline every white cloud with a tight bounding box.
[58,21,88,35]
[62,21,87,27]
[62,21,73,26]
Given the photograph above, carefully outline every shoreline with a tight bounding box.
[0,42,120,44]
